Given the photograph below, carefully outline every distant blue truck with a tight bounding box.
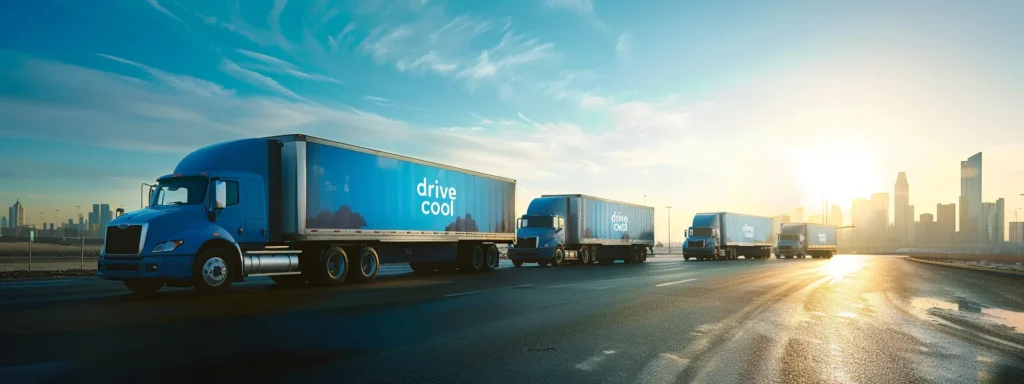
[683,212,773,260]
[99,134,516,294]
[508,195,654,266]
[774,223,837,259]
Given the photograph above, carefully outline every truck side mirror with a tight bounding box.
[213,180,227,210]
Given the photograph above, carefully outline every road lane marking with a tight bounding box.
[446,284,532,297]
[548,277,636,288]
[635,353,690,384]
[654,267,686,272]
[656,278,697,287]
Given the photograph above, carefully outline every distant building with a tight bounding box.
[828,205,843,227]
[1010,222,1024,244]
[0,215,6,229]
[871,192,890,243]
[100,204,112,229]
[8,199,25,228]
[959,152,982,244]
[808,214,824,225]
[980,199,1006,244]
[793,207,805,223]
[907,205,915,245]
[936,203,956,244]
[917,213,935,246]
[894,172,910,246]
[995,198,1005,244]
[852,198,872,247]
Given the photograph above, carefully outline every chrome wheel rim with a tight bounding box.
[360,252,376,276]
[202,257,228,287]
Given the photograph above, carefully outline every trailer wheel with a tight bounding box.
[312,246,349,286]
[591,246,600,264]
[551,247,565,267]
[483,244,500,271]
[349,247,380,283]
[579,246,591,265]
[193,247,234,294]
[124,279,164,295]
[640,247,648,263]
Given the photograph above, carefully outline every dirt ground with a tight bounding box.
[0,242,102,252]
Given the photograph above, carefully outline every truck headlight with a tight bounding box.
[152,240,184,253]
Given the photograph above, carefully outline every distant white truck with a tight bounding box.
[774,223,837,259]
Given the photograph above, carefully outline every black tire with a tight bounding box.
[270,275,306,287]
[193,247,234,294]
[410,262,434,275]
[640,247,648,263]
[457,243,485,273]
[350,247,380,283]
[591,246,600,264]
[483,245,500,271]
[124,279,163,295]
[551,247,565,267]
[512,260,524,267]
[579,246,591,265]
[312,246,349,286]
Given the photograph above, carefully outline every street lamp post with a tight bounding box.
[666,206,673,255]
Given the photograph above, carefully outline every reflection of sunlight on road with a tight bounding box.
[823,256,864,284]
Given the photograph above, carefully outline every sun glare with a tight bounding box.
[794,147,881,215]
[823,256,864,284]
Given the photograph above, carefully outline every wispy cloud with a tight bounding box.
[363,95,428,111]
[146,0,181,21]
[235,49,341,83]
[542,0,594,15]
[457,32,556,82]
[97,54,235,97]
[616,32,629,58]
[364,95,389,102]
[218,59,309,102]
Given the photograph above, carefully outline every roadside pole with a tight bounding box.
[81,236,85,269]
[28,239,33,272]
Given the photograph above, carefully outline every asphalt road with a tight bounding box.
[1,255,1022,383]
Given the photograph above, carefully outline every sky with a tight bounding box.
[1,0,1022,242]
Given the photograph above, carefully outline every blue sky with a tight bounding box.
[2,0,1023,241]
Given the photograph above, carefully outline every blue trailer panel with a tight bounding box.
[721,213,774,246]
[303,141,516,235]
[805,223,838,249]
[575,195,655,245]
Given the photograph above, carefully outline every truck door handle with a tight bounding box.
[238,228,244,236]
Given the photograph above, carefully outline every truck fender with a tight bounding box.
[174,224,244,281]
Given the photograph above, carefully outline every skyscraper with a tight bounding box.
[852,198,872,247]
[100,204,112,228]
[995,198,1005,244]
[1010,222,1024,244]
[981,202,997,244]
[907,205,915,245]
[959,152,982,243]
[918,213,935,246]
[808,214,824,224]
[794,207,805,222]
[8,199,25,228]
[894,172,910,245]
[0,216,6,229]
[937,203,955,245]
[871,192,890,242]
[828,205,843,227]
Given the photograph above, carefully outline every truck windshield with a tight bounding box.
[521,216,555,228]
[691,228,714,237]
[150,177,208,207]
[779,234,799,241]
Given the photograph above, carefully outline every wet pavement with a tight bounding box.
[0,255,1022,383]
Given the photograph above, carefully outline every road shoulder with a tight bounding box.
[906,257,1024,277]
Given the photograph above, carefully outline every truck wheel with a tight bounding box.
[349,247,380,283]
[640,247,648,263]
[551,247,565,267]
[579,246,591,265]
[124,279,163,295]
[193,247,234,294]
[483,244,500,271]
[312,246,349,286]
[513,260,524,267]
[590,246,600,264]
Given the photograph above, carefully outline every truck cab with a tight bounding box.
[774,233,805,258]
[683,225,722,259]
[98,138,281,294]
[508,195,571,267]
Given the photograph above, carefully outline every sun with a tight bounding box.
[794,147,882,215]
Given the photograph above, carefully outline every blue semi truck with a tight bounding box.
[774,223,837,259]
[99,134,516,294]
[508,194,654,266]
[683,212,773,260]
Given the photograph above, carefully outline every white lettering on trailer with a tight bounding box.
[743,224,755,239]
[612,211,629,232]
[416,178,457,216]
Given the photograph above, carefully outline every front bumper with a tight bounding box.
[507,246,556,262]
[683,247,716,256]
[97,254,194,282]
